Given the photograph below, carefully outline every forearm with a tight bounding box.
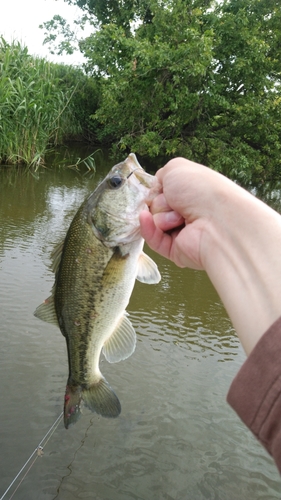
[202,178,281,355]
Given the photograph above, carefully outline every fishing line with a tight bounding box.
[53,415,95,500]
[0,411,63,500]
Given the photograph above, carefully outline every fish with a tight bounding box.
[34,153,161,428]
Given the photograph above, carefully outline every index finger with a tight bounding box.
[139,210,174,260]
[150,193,171,216]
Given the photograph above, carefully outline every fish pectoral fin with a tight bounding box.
[136,252,161,284]
[103,314,136,363]
[34,293,59,326]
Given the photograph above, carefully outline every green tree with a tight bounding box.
[42,0,281,183]
[81,2,214,157]
[62,0,157,29]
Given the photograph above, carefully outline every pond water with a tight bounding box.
[0,150,280,499]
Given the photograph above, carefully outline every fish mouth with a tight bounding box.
[124,153,154,189]
[130,168,162,206]
[124,153,143,171]
[133,168,155,188]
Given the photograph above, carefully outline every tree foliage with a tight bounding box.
[42,0,281,182]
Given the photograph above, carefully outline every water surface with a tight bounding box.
[0,155,280,499]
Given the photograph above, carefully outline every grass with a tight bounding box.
[0,37,82,168]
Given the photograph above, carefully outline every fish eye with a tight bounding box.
[107,174,124,189]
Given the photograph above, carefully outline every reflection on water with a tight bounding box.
[0,159,281,500]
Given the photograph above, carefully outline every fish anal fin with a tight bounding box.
[103,314,136,363]
[136,252,161,284]
[33,293,58,327]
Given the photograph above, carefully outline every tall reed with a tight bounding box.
[0,37,81,167]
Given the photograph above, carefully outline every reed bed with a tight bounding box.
[0,37,81,168]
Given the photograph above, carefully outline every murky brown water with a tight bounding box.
[0,151,280,499]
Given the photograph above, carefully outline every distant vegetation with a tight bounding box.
[0,37,98,168]
[41,0,281,184]
[1,0,281,184]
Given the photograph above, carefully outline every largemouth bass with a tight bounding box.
[34,154,160,428]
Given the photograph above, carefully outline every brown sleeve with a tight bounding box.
[227,316,281,473]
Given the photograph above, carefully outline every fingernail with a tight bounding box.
[165,211,183,223]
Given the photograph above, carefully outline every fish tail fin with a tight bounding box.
[64,384,82,429]
[82,377,121,418]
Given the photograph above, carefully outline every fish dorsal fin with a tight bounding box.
[136,252,161,284]
[34,291,59,327]
[51,240,64,274]
[102,314,136,363]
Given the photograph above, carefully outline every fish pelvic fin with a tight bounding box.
[64,385,82,429]
[34,290,59,327]
[82,377,121,418]
[102,313,136,363]
[136,252,161,284]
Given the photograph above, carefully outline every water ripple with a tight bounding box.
[0,166,280,500]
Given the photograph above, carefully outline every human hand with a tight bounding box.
[140,158,225,269]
